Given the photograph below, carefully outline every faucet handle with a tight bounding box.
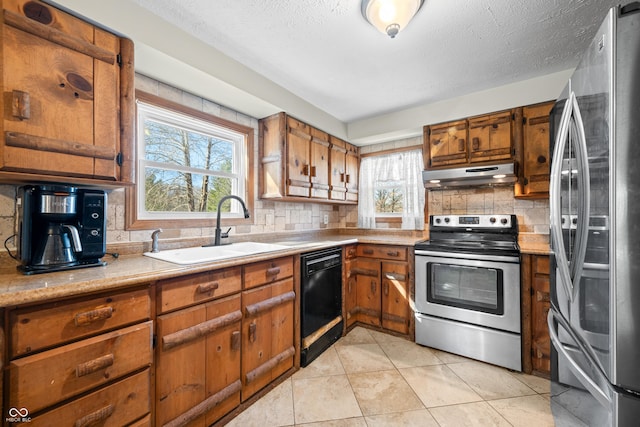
[221,227,232,239]
[151,229,163,253]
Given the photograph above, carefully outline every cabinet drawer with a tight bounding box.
[9,321,152,413]
[10,288,151,357]
[357,245,407,261]
[244,256,294,289]
[28,369,150,427]
[158,267,242,314]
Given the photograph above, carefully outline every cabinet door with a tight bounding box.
[310,127,330,199]
[1,0,124,180]
[468,111,514,163]
[285,117,311,197]
[345,143,359,202]
[241,279,295,400]
[520,102,554,197]
[426,120,468,167]
[354,259,381,326]
[531,255,551,374]
[381,262,410,334]
[329,136,347,201]
[156,295,241,427]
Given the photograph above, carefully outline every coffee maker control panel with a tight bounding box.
[80,191,107,259]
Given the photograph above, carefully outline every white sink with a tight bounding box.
[143,242,289,265]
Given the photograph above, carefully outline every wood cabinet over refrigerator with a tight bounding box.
[259,112,359,204]
[0,0,135,185]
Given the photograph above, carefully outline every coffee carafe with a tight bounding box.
[17,185,108,274]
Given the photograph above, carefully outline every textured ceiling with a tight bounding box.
[128,0,619,123]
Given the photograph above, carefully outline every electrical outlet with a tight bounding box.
[323,214,329,225]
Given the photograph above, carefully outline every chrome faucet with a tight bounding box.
[151,229,163,253]
[211,195,250,246]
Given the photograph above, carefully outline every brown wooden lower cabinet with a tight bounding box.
[6,287,153,426]
[155,294,242,427]
[522,253,551,376]
[345,244,413,336]
[241,278,295,400]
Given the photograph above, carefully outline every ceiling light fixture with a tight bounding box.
[361,0,424,38]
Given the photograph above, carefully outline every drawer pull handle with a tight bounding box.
[387,251,400,257]
[384,272,407,281]
[363,248,374,255]
[197,281,219,294]
[162,380,242,427]
[384,281,389,296]
[266,267,281,277]
[162,310,243,351]
[74,307,113,326]
[76,353,114,378]
[244,291,295,317]
[74,404,114,427]
[245,346,295,385]
[371,280,377,294]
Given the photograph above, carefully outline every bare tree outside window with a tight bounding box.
[135,99,246,221]
[375,187,404,214]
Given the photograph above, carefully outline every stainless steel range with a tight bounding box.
[414,214,522,371]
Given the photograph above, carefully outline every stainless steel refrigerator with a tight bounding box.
[548,3,640,426]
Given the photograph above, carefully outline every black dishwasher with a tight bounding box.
[300,247,343,367]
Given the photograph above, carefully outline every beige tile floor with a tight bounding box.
[226,326,553,426]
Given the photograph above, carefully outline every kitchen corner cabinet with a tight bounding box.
[521,254,551,376]
[7,287,152,426]
[259,112,359,204]
[514,101,554,198]
[0,0,135,185]
[424,110,516,169]
[346,244,412,336]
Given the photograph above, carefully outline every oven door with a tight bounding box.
[415,250,521,333]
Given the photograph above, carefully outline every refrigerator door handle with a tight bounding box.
[550,96,576,301]
[569,94,591,288]
[548,308,611,408]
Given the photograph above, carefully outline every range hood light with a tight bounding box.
[429,179,441,184]
[493,174,506,179]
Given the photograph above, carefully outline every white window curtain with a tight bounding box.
[358,149,425,230]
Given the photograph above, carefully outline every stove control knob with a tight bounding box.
[435,218,441,224]
[490,217,497,224]
[444,217,450,223]
[501,218,508,225]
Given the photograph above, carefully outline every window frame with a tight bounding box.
[126,90,254,230]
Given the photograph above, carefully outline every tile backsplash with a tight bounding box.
[428,186,550,237]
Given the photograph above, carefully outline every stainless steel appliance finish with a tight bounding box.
[300,247,343,367]
[17,185,108,274]
[422,161,517,189]
[548,4,640,425]
[414,214,522,371]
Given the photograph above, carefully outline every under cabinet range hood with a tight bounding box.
[422,162,518,189]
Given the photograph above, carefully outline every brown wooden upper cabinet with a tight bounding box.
[259,112,359,204]
[0,0,135,185]
[424,111,515,169]
[514,101,555,198]
[424,119,468,168]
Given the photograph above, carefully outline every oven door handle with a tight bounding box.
[415,250,519,263]
[547,308,610,408]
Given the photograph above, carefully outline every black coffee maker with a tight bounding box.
[17,185,108,274]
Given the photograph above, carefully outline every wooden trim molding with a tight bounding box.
[125,90,255,230]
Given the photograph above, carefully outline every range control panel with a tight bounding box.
[430,214,514,228]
